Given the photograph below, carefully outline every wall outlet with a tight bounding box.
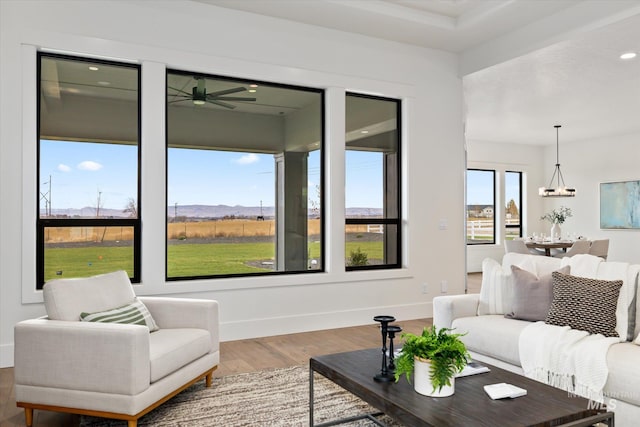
[438,219,448,230]
[441,280,448,293]
[421,283,428,294]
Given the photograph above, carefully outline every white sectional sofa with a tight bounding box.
[434,254,640,427]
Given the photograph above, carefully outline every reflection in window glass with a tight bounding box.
[345,93,400,270]
[466,169,495,244]
[166,70,323,279]
[505,171,523,240]
[37,54,140,288]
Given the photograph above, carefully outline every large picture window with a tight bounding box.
[345,93,401,270]
[37,54,140,288]
[166,70,323,279]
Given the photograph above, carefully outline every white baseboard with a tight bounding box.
[1,343,14,368]
[220,302,432,342]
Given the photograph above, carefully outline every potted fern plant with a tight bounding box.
[394,325,469,397]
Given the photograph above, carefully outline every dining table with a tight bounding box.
[525,240,575,257]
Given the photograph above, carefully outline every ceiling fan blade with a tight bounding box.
[207,87,246,97]
[207,99,236,109]
[167,86,192,96]
[216,96,257,102]
[168,99,190,104]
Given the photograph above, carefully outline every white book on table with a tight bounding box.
[455,361,490,378]
[484,383,527,400]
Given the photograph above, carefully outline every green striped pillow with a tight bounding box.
[80,298,159,332]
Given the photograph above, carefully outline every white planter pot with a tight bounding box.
[551,223,561,240]
[413,357,454,397]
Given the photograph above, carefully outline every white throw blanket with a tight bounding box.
[519,321,618,402]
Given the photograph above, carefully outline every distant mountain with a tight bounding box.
[45,205,382,219]
[46,207,131,218]
[168,204,275,219]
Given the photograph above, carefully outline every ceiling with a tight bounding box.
[195,0,581,53]
[197,0,640,146]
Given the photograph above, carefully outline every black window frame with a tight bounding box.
[345,92,402,271]
[164,69,325,281]
[505,170,523,239]
[36,52,142,289]
[466,168,496,245]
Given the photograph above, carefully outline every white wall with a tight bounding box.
[538,132,640,265]
[466,132,640,272]
[0,0,464,367]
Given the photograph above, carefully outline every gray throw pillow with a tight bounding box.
[505,265,570,322]
[545,272,622,337]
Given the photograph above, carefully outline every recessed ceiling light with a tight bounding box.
[97,81,111,86]
[248,89,257,93]
[620,52,637,60]
[361,130,369,134]
[249,84,258,88]
[89,66,99,71]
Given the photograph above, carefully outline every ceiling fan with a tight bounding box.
[168,77,256,109]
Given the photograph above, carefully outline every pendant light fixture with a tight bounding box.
[539,125,576,197]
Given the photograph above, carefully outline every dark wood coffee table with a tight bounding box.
[310,348,614,427]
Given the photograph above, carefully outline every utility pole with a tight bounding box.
[40,175,52,217]
[96,191,102,218]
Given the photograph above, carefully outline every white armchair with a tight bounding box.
[14,271,219,427]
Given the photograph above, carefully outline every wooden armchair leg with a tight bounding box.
[24,407,33,427]
[206,371,213,387]
[127,420,137,427]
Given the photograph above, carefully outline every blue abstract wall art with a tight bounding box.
[600,180,640,229]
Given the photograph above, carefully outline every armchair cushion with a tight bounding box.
[43,270,136,321]
[80,297,159,332]
[149,328,212,382]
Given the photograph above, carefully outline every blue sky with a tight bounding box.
[40,140,138,212]
[40,140,384,211]
[467,169,520,207]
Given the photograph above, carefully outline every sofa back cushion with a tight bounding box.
[502,252,562,277]
[479,254,563,316]
[43,270,136,321]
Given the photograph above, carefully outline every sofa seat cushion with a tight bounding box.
[604,343,640,406]
[149,328,212,383]
[452,315,530,366]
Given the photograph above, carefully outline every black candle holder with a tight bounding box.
[373,315,396,382]
[386,325,402,374]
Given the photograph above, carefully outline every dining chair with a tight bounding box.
[589,239,610,260]
[552,239,592,258]
[504,239,542,255]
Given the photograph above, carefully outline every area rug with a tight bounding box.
[80,365,404,426]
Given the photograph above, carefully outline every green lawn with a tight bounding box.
[44,246,134,282]
[44,239,384,281]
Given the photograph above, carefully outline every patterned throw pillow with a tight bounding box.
[80,298,159,332]
[545,272,622,337]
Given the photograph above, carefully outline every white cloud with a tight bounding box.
[234,153,259,165]
[77,160,103,171]
[57,164,71,172]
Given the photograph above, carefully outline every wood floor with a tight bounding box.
[1,273,482,427]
